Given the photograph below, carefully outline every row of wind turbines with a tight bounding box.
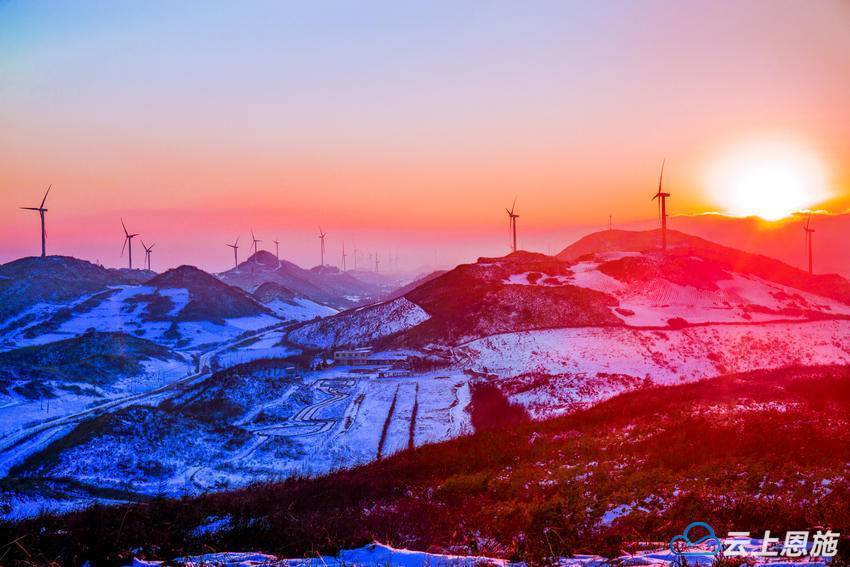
[20,172,820,274]
[224,227,387,273]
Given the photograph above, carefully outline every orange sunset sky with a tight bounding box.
[1,1,849,272]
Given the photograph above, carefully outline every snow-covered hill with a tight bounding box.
[1,265,282,352]
[250,282,338,321]
[286,231,850,350]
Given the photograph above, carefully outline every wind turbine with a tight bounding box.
[226,235,240,270]
[374,251,379,273]
[141,240,155,271]
[273,238,280,262]
[20,185,52,257]
[318,227,327,267]
[353,245,358,270]
[803,215,815,275]
[506,197,519,253]
[121,219,139,269]
[651,159,670,250]
[342,241,347,271]
[250,229,261,273]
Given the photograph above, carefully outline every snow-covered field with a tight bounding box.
[5,363,470,517]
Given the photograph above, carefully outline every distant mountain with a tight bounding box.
[219,251,382,309]
[661,211,850,278]
[149,265,271,323]
[288,230,850,349]
[0,256,144,327]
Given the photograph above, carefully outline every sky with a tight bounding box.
[2,0,849,272]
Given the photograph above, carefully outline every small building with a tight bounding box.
[333,347,408,367]
[333,348,374,365]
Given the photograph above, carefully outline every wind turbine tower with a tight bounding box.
[318,227,327,266]
[226,236,240,270]
[121,219,139,269]
[342,242,347,271]
[273,238,280,262]
[506,197,519,253]
[20,185,52,257]
[804,216,815,275]
[651,159,670,250]
[141,240,155,271]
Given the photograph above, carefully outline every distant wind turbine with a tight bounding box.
[803,215,815,275]
[250,229,261,273]
[506,197,519,253]
[121,219,139,269]
[20,185,52,257]
[651,159,670,251]
[318,227,327,267]
[273,238,280,262]
[342,241,347,271]
[353,245,358,271]
[226,235,240,270]
[141,240,155,271]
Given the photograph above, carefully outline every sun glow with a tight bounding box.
[705,140,831,221]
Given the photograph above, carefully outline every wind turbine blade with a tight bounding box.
[658,158,666,194]
[121,218,129,236]
[511,196,517,215]
[20,207,39,211]
[141,240,147,249]
[40,185,52,208]
[121,236,127,256]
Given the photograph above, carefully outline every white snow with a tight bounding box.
[288,297,430,349]
[134,540,831,566]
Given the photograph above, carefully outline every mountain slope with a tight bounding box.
[250,282,338,321]
[149,265,272,323]
[6,365,850,564]
[0,256,141,328]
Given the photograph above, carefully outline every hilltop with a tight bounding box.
[559,229,850,304]
[149,265,271,323]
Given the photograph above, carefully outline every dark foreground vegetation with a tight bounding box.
[4,365,850,565]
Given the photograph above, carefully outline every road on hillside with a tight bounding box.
[0,323,290,476]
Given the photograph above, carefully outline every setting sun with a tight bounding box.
[705,140,831,221]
